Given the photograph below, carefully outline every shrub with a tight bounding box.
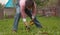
[0,3,4,8]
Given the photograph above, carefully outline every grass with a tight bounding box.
[0,16,60,35]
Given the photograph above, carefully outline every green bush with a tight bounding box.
[0,4,2,8]
[35,0,49,7]
[0,4,4,8]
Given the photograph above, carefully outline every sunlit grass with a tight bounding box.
[0,16,60,35]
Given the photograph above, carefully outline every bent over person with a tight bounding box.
[13,0,42,32]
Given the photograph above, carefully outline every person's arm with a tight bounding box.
[20,5,26,18]
[32,2,36,19]
[20,1,27,22]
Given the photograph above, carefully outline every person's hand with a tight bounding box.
[32,16,35,20]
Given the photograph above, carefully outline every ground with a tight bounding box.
[0,16,60,35]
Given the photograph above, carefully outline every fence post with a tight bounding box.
[0,8,4,20]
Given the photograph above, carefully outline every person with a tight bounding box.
[13,0,42,32]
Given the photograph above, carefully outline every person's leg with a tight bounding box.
[25,8,42,28]
[13,5,21,32]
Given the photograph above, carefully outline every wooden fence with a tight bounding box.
[0,8,4,19]
[0,6,60,19]
[37,6,60,17]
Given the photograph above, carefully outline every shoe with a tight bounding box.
[12,30,17,33]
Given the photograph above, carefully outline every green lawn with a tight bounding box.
[0,16,60,35]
